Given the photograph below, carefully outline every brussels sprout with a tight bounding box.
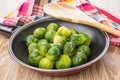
[77,45,91,57]
[70,34,86,46]
[79,32,91,46]
[38,43,51,56]
[28,49,43,67]
[44,30,56,42]
[28,43,37,53]
[39,57,54,69]
[37,39,48,48]
[53,43,63,51]
[71,52,87,67]
[53,35,67,45]
[47,23,60,31]
[56,26,71,37]
[63,42,76,56]
[46,46,61,60]
[55,55,71,69]
[25,35,34,46]
[34,28,47,39]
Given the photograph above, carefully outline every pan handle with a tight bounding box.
[0,24,18,38]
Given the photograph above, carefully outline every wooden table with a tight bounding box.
[0,0,120,80]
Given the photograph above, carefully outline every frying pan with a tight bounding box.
[0,18,109,76]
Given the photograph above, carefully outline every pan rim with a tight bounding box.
[8,18,109,73]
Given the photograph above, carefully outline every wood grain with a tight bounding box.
[0,0,120,80]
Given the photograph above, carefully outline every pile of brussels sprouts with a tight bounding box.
[25,23,91,69]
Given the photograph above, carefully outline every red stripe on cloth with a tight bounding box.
[18,16,34,25]
[96,7,120,24]
[31,4,44,16]
[2,18,19,26]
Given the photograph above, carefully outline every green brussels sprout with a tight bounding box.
[38,43,51,56]
[53,35,67,45]
[63,42,76,56]
[55,55,71,69]
[39,57,54,69]
[71,52,87,67]
[34,28,47,39]
[53,43,63,51]
[71,29,78,35]
[37,39,48,48]
[56,26,72,37]
[44,30,56,42]
[28,43,37,53]
[25,35,34,46]
[47,23,60,31]
[28,49,43,67]
[79,32,91,46]
[46,46,61,60]
[70,34,86,46]
[77,45,91,57]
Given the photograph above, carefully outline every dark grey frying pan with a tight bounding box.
[0,18,109,76]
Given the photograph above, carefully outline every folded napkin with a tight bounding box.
[0,0,120,46]
[76,1,120,46]
[1,0,50,26]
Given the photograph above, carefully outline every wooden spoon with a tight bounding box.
[43,2,120,37]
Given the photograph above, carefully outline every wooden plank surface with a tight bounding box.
[0,0,120,80]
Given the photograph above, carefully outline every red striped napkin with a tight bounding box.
[76,1,120,46]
